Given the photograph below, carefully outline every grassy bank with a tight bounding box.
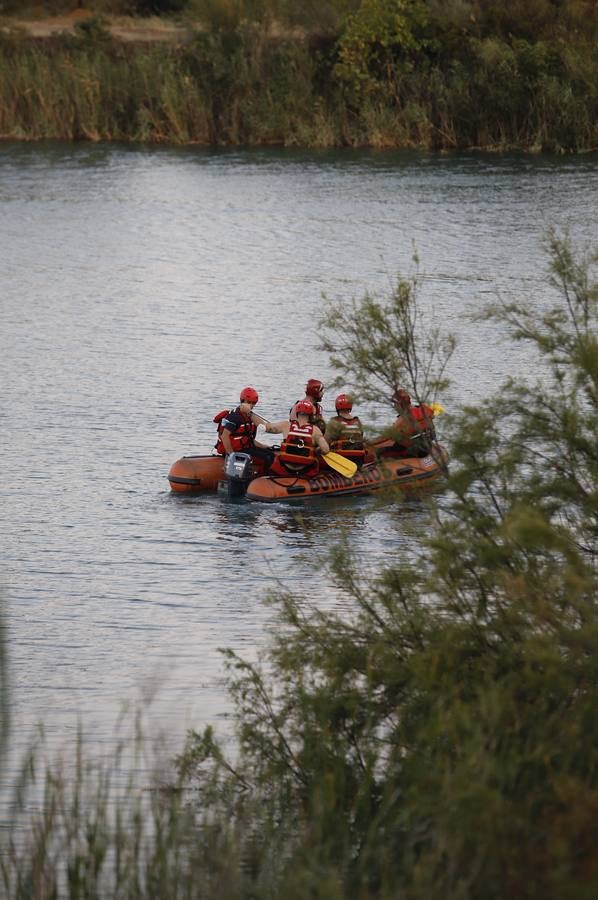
[0,0,596,150]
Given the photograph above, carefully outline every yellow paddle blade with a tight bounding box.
[430,402,444,416]
[323,452,358,478]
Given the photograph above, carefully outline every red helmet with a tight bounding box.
[296,399,315,417]
[305,379,324,401]
[335,393,353,411]
[392,388,411,409]
[240,386,259,405]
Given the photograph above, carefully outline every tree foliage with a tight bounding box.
[319,270,456,410]
[176,234,598,898]
[334,0,430,99]
[1,1,596,150]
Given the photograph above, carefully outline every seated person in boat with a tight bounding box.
[267,400,330,477]
[386,389,436,458]
[289,378,326,432]
[213,387,277,473]
[324,393,367,468]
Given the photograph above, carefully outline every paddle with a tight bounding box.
[430,402,444,416]
[322,451,358,478]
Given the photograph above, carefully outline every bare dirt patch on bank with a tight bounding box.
[4,9,196,43]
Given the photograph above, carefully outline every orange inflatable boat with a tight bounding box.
[245,445,449,503]
[168,454,226,494]
[168,444,448,501]
[168,450,274,498]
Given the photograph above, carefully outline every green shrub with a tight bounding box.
[175,233,598,898]
[0,0,595,150]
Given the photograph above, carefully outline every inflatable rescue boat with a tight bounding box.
[168,454,226,494]
[167,451,269,498]
[245,445,449,503]
[168,444,448,502]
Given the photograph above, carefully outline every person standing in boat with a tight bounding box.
[324,394,367,468]
[389,389,436,457]
[268,400,330,477]
[213,387,276,473]
[289,378,326,432]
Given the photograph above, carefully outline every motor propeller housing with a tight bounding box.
[223,451,255,498]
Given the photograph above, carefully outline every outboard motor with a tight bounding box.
[223,451,255,499]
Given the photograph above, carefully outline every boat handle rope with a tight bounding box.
[268,474,303,487]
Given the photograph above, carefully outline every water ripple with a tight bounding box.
[1,143,596,797]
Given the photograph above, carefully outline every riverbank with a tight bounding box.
[0,7,596,150]
[3,9,194,42]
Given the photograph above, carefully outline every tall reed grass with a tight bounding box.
[0,720,254,900]
[0,18,595,150]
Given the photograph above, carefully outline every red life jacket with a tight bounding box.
[213,407,257,456]
[411,404,434,427]
[290,399,325,433]
[393,404,436,453]
[278,421,318,471]
[328,415,366,463]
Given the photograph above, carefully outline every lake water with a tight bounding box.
[1,143,596,803]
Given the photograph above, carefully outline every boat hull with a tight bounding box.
[168,454,225,494]
[246,446,448,503]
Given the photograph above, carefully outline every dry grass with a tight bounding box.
[3,10,195,43]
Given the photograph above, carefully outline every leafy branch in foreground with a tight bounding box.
[453,229,598,566]
[319,271,456,410]
[176,234,598,898]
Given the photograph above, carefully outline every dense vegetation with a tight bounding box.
[0,0,596,149]
[1,233,597,897]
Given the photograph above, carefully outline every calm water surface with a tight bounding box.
[1,143,597,799]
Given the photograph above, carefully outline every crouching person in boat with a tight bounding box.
[268,400,330,477]
[387,389,436,458]
[213,387,277,474]
[324,394,367,468]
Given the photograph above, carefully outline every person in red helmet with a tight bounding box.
[268,399,330,477]
[213,387,277,472]
[389,388,436,457]
[324,393,366,467]
[289,378,326,432]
